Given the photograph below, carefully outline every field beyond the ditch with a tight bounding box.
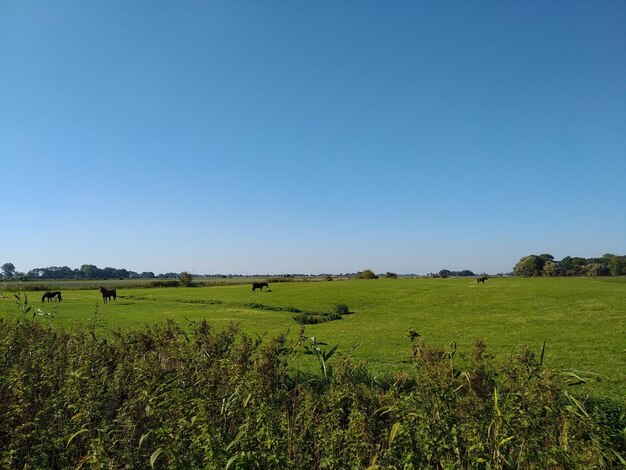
[1,277,625,400]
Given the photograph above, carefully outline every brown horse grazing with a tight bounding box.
[477,276,488,284]
[99,287,117,303]
[42,291,62,302]
[252,282,269,292]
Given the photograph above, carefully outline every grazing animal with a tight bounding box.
[42,291,62,302]
[99,287,117,303]
[252,282,269,292]
[477,276,488,284]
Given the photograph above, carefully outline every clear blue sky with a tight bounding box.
[1,1,625,275]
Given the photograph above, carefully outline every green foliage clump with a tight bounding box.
[514,255,543,277]
[292,312,343,325]
[245,303,302,313]
[245,303,351,325]
[355,269,378,279]
[515,253,626,277]
[0,315,624,468]
[333,303,350,315]
[292,304,351,324]
[178,271,194,287]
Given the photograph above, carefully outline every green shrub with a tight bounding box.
[333,303,350,315]
[0,317,623,468]
[246,303,350,324]
[178,271,194,287]
[292,312,342,324]
[245,302,302,313]
[355,269,378,279]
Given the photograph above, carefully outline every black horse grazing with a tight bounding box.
[100,287,117,304]
[42,291,62,302]
[252,282,269,292]
[477,276,488,284]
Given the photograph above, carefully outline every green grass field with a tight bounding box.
[2,277,625,400]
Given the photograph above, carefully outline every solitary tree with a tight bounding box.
[356,269,378,279]
[179,271,193,287]
[1,263,16,278]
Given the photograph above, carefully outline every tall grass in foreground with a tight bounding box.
[0,311,624,468]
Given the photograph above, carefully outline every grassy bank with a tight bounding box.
[1,277,625,401]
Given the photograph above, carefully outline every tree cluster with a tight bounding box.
[433,269,476,278]
[513,254,626,277]
[0,263,167,280]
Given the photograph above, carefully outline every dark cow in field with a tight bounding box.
[100,287,117,303]
[42,291,62,302]
[476,276,488,284]
[252,282,269,292]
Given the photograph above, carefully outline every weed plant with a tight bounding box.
[0,305,624,468]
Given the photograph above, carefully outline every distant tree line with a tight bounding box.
[433,269,476,278]
[513,254,626,277]
[0,264,367,281]
[0,263,178,280]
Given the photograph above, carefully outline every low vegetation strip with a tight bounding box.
[174,299,224,305]
[0,317,623,468]
[245,302,351,324]
[244,302,304,313]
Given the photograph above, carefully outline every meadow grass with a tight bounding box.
[1,276,624,400]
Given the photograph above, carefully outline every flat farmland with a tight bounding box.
[1,277,624,400]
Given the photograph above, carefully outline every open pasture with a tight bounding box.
[2,277,625,400]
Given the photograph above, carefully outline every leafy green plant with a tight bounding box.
[13,291,32,318]
[333,303,350,315]
[0,299,624,468]
[303,336,338,383]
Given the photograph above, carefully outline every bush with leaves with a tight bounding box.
[0,307,624,468]
[355,269,378,279]
[178,271,194,287]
